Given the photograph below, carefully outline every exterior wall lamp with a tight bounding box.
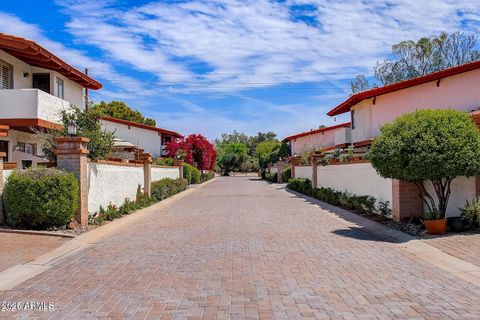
[67,120,77,137]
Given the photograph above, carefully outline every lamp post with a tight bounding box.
[67,120,77,137]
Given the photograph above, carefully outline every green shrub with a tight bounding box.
[201,171,215,182]
[460,198,480,228]
[154,158,174,166]
[182,163,201,184]
[4,168,78,229]
[281,167,291,182]
[377,201,392,216]
[151,178,188,201]
[190,166,201,184]
[182,162,193,183]
[287,178,312,195]
[264,172,277,183]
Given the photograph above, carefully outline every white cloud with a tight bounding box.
[56,0,480,92]
[0,12,144,94]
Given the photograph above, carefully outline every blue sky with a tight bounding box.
[1,0,479,140]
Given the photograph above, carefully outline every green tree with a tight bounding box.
[256,141,281,170]
[91,100,157,126]
[39,108,115,161]
[351,32,480,92]
[216,131,278,157]
[369,109,480,218]
[216,143,248,176]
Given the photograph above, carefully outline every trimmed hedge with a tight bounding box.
[91,178,188,224]
[287,178,312,195]
[281,167,291,182]
[154,158,204,185]
[287,179,380,215]
[4,168,78,229]
[201,171,215,182]
[264,172,277,183]
[151,178,188,201]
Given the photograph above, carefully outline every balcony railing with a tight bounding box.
[0,89,73,124]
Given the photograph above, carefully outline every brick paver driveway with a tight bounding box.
[1,177,479,319]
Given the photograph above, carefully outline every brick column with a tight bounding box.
[475,176,480,197]
[55,137,89,226]
[173,159,184,180]
[310,152,322,189]
[139,153,152,196]
[0,152,4,225]
[392,179,423,221]
[290,156,302,179]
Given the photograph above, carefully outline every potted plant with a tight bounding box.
[423,210,447,235]
[369,109,480,236]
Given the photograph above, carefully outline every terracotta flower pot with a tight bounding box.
[424,219,447,235]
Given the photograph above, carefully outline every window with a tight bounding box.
[351,110,355,129]
[17,142,36,155]
[56,77,64,99]
[0,60,12,89]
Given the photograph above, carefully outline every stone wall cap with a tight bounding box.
[55,137,90,143]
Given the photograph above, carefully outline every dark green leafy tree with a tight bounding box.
[40,108,115,161]
[369,109,480,218]
[216,143,248,176]
[351,32,480,92]
[91,100,156,126]
[256,141,279,170]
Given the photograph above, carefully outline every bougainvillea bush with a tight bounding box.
[166,134,216,171]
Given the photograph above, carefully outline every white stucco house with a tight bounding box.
[100,117,182,159]
[0,33,102,168]
[327,60,480,147]
[320,60,480,219]
[282,122,351,156]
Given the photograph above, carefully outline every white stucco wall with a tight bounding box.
[151,166,180,181]
[101,120,162,158]
[294,165,313,181]
[0,50,33,89]
[87,162,145,214]
[0,89,72,124]
[316,163,393,204]
[348,68,480,143]
[290,129,340,155]
[0,50,84,109]
[350,100,372,143]
[424,177,476,217]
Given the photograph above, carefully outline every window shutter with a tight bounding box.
[1,63,11,89]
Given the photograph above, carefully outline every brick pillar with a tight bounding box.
[139,153,152,196]
[291,156,302,179]
[173,159,184,180]
[0,152,4,225]
[55,137,89,226]
[475,176,480,197]
[310,153,322,189]
[392,179,423,221]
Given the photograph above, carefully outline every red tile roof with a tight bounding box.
[0,33,102,90]
[282,122,351,142]
[327,60,480,116]
[100,116,183,138]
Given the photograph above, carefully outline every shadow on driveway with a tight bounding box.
[283,187,414,244]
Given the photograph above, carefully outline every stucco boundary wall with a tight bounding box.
[87,161,181,214]
[291,162,478,219]
[315,163,393,204]
[293,165,312,181]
